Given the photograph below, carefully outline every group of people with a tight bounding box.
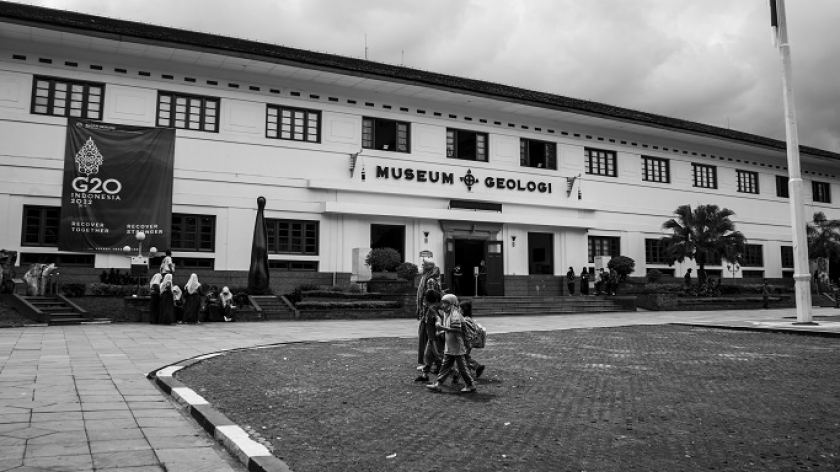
[415,258,485,393]
[449,260,488,296]
[147,253,236,325]
[565,267,620,296]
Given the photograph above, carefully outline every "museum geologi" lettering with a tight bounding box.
[375,166,552,193]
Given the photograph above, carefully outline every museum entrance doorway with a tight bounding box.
[445,238,504,297]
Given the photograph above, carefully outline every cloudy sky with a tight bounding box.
[13,0,840,152]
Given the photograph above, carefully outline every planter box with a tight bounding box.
[367,279,414,294]
[297,308,413,320]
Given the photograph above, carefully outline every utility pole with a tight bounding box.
[772,0,815,324]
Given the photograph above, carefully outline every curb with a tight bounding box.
[671,322,840,338]
[148,359,293,472]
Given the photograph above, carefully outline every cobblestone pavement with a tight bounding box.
[177,325,840,472]
[0,307,837,471]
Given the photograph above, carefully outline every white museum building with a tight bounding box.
[0,3,838,295]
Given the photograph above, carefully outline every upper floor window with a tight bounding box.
[447,129,487,162]
[813,181,831,203]
[266,219,319,255]
[520,139,556,169]
[32,76,103,120]
[776,175,789,198]
[266,105,320,142]
[22,205,60,247]
[362,117,409,152]
[692,163,717,189]
[645,239,668,264]
[588,236,620,263]
[157,92,219,133]
[171,214,216,252]
[742,244,764,267]
[781,246,794,269]
[642,156,670,183]
[584,148,617,177]
[737,170,759,194]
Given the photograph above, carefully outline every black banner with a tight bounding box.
[59,119,175,253]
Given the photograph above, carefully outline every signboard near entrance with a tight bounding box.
[419,250,433,259]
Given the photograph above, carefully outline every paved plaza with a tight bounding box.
[0,308,838,471]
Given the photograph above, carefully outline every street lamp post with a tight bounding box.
[122,231,157,294]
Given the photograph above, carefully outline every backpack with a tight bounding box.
[462,317,486,349]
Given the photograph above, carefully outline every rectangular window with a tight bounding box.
[737,170,759,194]
[776,175,789,198]
[19,253,94,267]
[781,246,794,269]
[742,244,764,267]
[447,128,488,162]
[588,236,620,263]
[813,181,831,203]
[362,117,409,152]
[641,156,670,183]
[172,257,215,270]
[268,260,319,271]
[266,105,320,142]
[741,270,765,279]
[22,206,60,247]
[266,219,319,255]
[370,224,405,261]
[32,76,104,120]
[171,214,216,252]
[645,239,668,264]
[520,139,556,169]
[528,232,554,275]
[692,163,717,189]
[584,148,617,177]
[157,92,219,132]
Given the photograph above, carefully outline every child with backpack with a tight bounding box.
[426,294,476,393]
[459,300,486,379]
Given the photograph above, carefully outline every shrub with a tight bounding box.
[300,291,382,300]
[296,300,399,310]
[608,256,636,281]
[328,283,364,293]
[396,262,419,281]
[646,269,662,283]
[365,247,401,272]
[89,283,145,297]
[59,283,86,297]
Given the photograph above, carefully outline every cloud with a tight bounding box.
[13,0,840,152]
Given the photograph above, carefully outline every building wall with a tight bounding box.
[1,37,840,284]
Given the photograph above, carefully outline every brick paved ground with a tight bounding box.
[177,326,840,472]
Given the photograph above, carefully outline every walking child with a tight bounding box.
[459,300,485,379]
[427,294,476,393]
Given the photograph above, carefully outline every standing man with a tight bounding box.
[684,268,693,291]
[160,251,175,277]
[416,258,441,367]
[477,260,487,296]
[451,265,462,296]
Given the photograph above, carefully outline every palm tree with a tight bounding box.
[660,204,746,279]
[807,212,840,293]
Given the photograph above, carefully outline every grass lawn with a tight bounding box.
[176,325,840,472]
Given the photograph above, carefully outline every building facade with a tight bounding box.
[1,4,839,294]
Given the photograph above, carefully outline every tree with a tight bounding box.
[807,212,840,261]
[807,212,840,292]
[660,204,746,279]
[365,247,402,272]
[607,256,635,282]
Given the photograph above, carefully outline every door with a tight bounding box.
[484,240,504,296]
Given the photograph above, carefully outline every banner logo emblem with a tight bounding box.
[75,137,104,175]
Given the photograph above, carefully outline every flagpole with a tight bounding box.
[773,0,814,324]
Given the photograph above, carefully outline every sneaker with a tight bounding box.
[476,365,485,379]
[224,317,231,322]
[461,385,477,393]
[414,374,429,382]
[426,383,442,393]
[416,365,425,371]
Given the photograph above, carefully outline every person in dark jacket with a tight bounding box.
[159,274,174,325]
[566,267,576,295]
[148,273,162,324]
[580,267,590,296]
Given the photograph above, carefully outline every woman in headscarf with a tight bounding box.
[172,284,184,324]
[159,274,174,325]
[415,258,441,368]
[183,273,204,324]
[148,273,162,324]
[220,286,235,322]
